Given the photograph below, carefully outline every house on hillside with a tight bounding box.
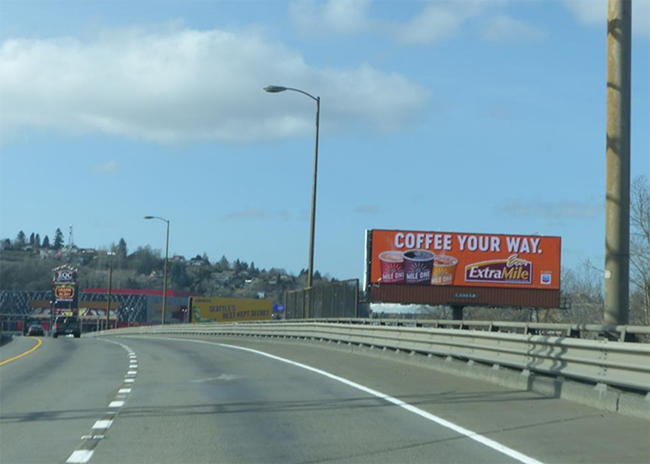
[212,271,235,285]
[39,249,55,259]
[188,256,208,267]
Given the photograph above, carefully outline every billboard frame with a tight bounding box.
[365,229,561,310]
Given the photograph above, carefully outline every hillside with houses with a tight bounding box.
[0,229,332,303]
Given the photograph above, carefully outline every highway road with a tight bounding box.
[1,334,648,464]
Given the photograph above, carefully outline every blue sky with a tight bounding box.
[1,0,649,282]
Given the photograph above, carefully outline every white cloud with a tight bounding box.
[224,207,274,220]
[290,0,488,45]
[354,204,380,214]
[564,0,607,24]
[223,207,299,221]
[92,159,119,173]
[278,210,293,220]
[498,199,603,219]
[481,15,548,43]
[0,26,429,144]
[563,0,650,36]
[290,0,372,34]
[396,3,473,45]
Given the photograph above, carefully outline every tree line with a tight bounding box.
[3,228,66,251]
[0,234,329,303]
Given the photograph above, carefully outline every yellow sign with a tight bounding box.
[191,297,272,323]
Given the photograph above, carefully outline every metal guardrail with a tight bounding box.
[93,320,650,393]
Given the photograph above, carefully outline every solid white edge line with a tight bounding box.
[66,450,94,463]
[156,336,544,464]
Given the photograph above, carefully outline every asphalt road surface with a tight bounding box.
[1,334,648,464]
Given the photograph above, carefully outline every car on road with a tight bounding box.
[26,324,44,336]
[52,316,80,338]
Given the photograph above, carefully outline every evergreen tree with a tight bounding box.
[42,235,51,248]
[14,231,26,249]
[217,255,230,271]
[53,228,64,249]
[117,238,128,259]
[169,261,192,290]
[34,233,41,248]
[249,261,260,277]
[29,233,35,246]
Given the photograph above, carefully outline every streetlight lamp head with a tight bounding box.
[264,85,287,93]
[143,216,154,219]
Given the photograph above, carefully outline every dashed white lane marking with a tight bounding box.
[118,388,132,394]
[92,420,113,429]
[124,378,135,383]
[156,337,544,464]
[66,450,94,463]
[127,370,137,375]
[109,400,125,408]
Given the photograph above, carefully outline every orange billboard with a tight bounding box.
[368,230,561,290]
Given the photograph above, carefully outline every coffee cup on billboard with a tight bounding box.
[403,249,435,284]
[378,251,405,283]
[431,255,458,286]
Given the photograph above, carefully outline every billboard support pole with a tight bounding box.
[451,305,464,321]
[604,0,631,325]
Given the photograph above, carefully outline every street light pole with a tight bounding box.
[106,257,113,330]
[264,85,320,289]
[604,0,632,325]
[144,216,170,325]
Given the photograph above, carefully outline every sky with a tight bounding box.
[0,0,649,283]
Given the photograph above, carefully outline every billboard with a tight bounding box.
[189,297,273,323]
[367,230,561,291]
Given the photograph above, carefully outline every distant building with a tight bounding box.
[82,288,200,324]
[39,249,55,259]
[188,256,208,266]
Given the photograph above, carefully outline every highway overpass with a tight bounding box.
[1,328,648,464]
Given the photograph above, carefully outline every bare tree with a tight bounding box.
[630,175,650,325]
[558,261,604,324]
